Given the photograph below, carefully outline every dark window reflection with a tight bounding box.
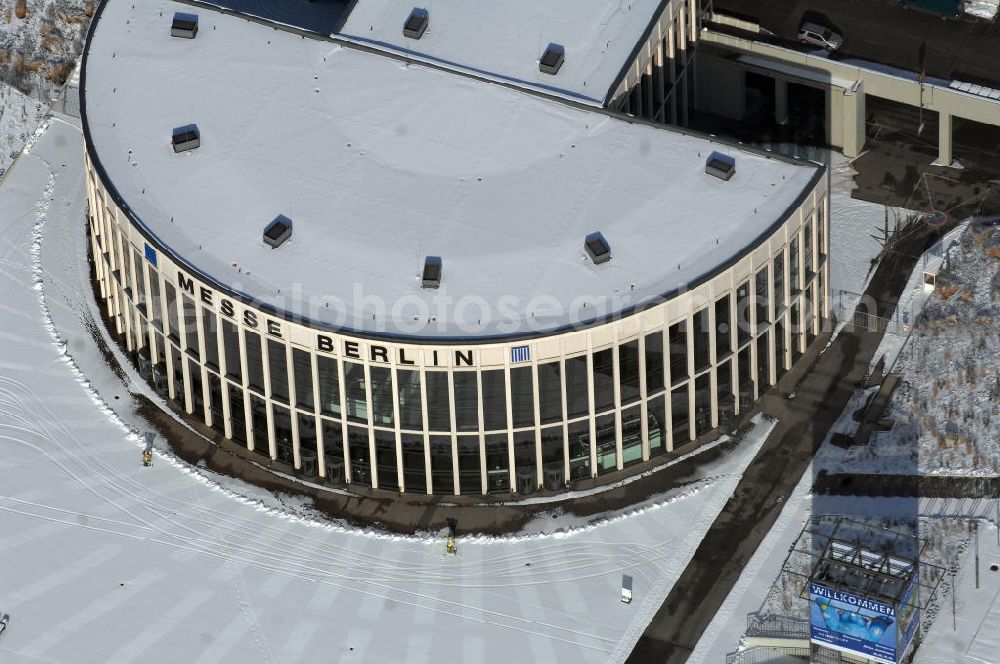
[370,366,394,427]
[669,321,688,383]
[565,355,590,419]
[457,436,481,494]
[397,369,422,430]
[453,372,479,432]
[618,341,640,405]
[430,435,454,494]
[317,355,341,417]
[425,372,451,432]
[510,367,534,428]
[645,331,665,394]
[481,370,507,431]
[538,362,563,424]
[592,349,614,412]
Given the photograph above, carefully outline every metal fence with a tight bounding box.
[746,613,810,639]
[725,643,846,664]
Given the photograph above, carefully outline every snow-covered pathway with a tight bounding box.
[0,119,770,663]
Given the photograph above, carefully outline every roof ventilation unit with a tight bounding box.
[263,215,293,248]
[171,124,200,153]
[171,12,199,39]
[539,44,565,75]
[403,8,429,39]
[422,256,442,289]
[705,151,736,181]
[584,232,611,265]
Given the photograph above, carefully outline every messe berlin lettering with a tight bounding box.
[176,270,477,366]
[810,583,895,617]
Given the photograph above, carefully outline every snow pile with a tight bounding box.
[965,0,999,20]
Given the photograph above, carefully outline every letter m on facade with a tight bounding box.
[510,345,530,363]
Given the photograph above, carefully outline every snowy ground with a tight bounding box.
[0,117,780,663]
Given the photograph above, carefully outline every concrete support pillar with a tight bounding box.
[774,78,789,126]
[935,111,958,168]
[842,81,866,159]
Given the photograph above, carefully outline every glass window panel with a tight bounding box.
[804,219,814,274]
[485,434,510,493]
[618,341,641,405]
[132,249,147,313]
[370,366,395,427]
[453,372,479,432]
[773,252,785,313]
[621,406,643,467]
[775,320,787,375]
[375,429,398,490]
[509,366,535,429]
[169,344,185,407]
[397,369,423,430]
[249,394,268,457]
[297,414,317,471]
[648,395,667,456]
[715,296,732,358]
[736,281,752,346]
[222,319,241,381]
[148,268,163,333]
[347,426,371,485]
[537,362,563,424]
[317,355,341,417]
[245,331,265,393]
[541,426,565,490]
[644,331,665,394]
[201,308,219,369]
[425,372,451,432]
[513,431,536,489]
[568,419,591,481]
[481,370,507,431]
[182,296,199,359]
[457,435,481,495]
[595,413,617,474]
[292,348,314,411]
[267,339,289,404]
[738,346,753,390]
[272,405,293,464]
[592,349,615,413]
[755,267,770,328]
[208,373,224,434]
[321,419,345,483]
[671,384,690,444]
[228,382,246,443]
[430,435,454,494]
[165,282,180,343]
[694,374,712,437]
[669,321,689,383]
[790,236,801,294]
[693,309,710,371]
[818,207,827,258]
[717,359,733,413]
[564,355,589,419]
[187,358,204,419]
[401,433,426,493]
[344,362,368,423]
[756,332,770,389]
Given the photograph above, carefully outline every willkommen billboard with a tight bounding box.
[809,582,898,664]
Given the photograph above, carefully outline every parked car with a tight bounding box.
[797,21,844,50]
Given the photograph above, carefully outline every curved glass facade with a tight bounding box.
[85,155,829,496]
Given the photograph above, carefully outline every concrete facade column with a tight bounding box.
[842,81,866,159]
[936,110,955,168]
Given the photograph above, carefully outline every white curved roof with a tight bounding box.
[84,0,820,340]
[339,0,675,105]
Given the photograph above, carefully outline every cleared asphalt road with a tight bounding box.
[713,0,1000,87]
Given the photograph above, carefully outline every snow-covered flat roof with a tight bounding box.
[83,0,821,341]
[338,0,673,105]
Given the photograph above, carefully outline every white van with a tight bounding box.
[798,22,843,50]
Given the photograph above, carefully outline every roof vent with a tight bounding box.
[263,215,293,248]
[171,12,199,39]
[705,151,736,181]
[539,43,565,75]
[584,232,611,265]
[171,124,200,153]
[422,256,442,289]
[403,8,429,39]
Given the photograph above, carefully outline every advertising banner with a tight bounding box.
[809,582,897,664]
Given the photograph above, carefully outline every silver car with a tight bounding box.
[798,21,844,50]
